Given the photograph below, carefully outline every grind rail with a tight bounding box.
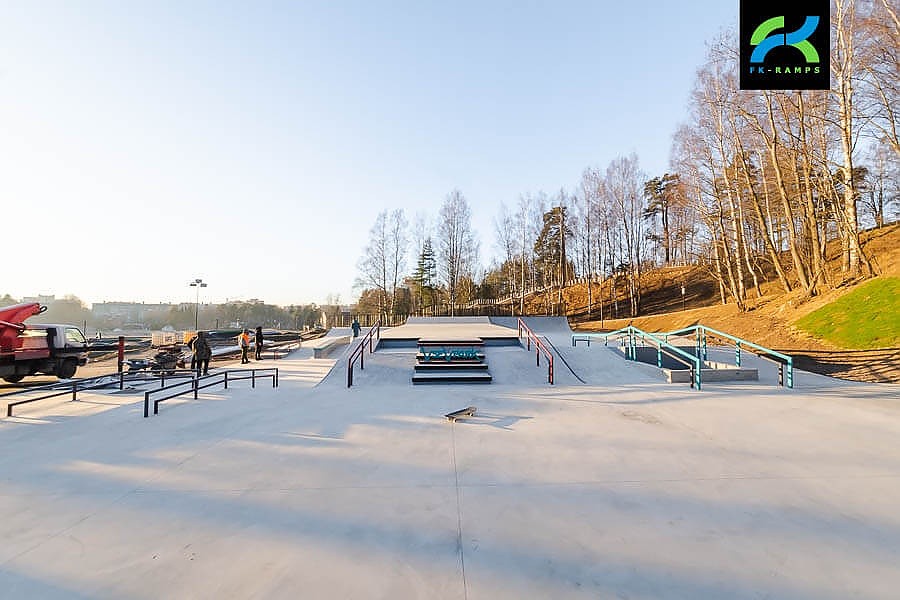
[573,326,703,389]
[517,318,554,384]
[347,320,381,387]
[663,325,793,388]
[145,368,279,417]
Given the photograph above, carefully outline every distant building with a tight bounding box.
[91,302,173,324]
[22,294,56,305]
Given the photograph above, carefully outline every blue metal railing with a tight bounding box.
[663,325,793,388]
[573,326,703,389]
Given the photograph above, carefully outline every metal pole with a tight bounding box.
[787,359,793,389]
[195,285,199,331]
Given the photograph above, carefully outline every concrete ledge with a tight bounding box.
[665,364,759,383]
[306,335,351,358]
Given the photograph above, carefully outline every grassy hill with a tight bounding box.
[795,277,900,349]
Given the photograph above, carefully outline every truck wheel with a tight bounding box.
[57,359,78,379]
[3,374,24,383]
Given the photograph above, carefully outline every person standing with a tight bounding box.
[239,329,251,364]
[254,326,264,360]
[187,333,198,371]
[194,331,212,376]
[351,317,361,338]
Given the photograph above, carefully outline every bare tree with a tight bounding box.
[437,190,478,315]
[605,154,646,317]
[355,209,407,318]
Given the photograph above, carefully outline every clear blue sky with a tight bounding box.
[1,1,736,307]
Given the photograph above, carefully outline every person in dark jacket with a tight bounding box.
[255,326,264,360]
[194,331,212,376]
[351,317,361,338]
[187,334,198,370]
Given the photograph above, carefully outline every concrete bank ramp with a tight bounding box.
[406,316,493,325]
[489,316,572,333]
[489,317,662,386]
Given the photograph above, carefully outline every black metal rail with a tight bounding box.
[4,374,122,417]
[145,368,278,417]
[2,367,279,418]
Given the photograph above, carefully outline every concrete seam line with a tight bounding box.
[450,423,469,599]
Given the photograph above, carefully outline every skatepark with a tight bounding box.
[1,317,899,598]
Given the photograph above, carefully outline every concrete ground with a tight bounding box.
[0,319,899,599]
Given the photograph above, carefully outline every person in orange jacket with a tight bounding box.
[238,329,251,364]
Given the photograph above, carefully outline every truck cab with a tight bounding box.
[0,323,89,382]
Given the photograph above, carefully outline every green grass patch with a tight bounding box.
[795,277,900,349]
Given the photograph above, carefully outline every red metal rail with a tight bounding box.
[517,318,554,384]
[347,321,381,387]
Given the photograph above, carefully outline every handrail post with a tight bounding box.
[702,329,708,361]
[778,363,784,386]
[72,381,77,402]
[347,358,353,387]
[657,347,662,369]
[144,391,149,418]
[119,370,124,390]
[252,370,256,388]
[224,371,229,389]
[536,345,540,366]
[735,341,741,367]
[194,376,199,399]
[786,358,793,388]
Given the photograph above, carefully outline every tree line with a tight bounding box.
[0,293,328,332]
[355,1,898,320]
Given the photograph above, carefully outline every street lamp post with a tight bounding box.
[189,278,207,331]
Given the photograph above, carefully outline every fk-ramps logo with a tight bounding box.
[740,0,830,90]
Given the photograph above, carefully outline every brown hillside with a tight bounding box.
[566,223,900,383]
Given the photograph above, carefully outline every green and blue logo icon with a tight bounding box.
[750,16,820,64]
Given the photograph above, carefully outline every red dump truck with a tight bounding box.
[0,302,89,383]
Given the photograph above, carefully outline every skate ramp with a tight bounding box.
[381,318,517,344]
[489,316,572,333]
[406,316,492,325]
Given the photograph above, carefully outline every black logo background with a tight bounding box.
[740,0,830,90]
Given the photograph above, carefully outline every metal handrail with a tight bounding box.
[4,374,123,417]
[626,328,703,389]
[663,324,794,388]
[346,320,381,387]
[146,367,279,417]
[573,326,703,389]
[517,318,554,384]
